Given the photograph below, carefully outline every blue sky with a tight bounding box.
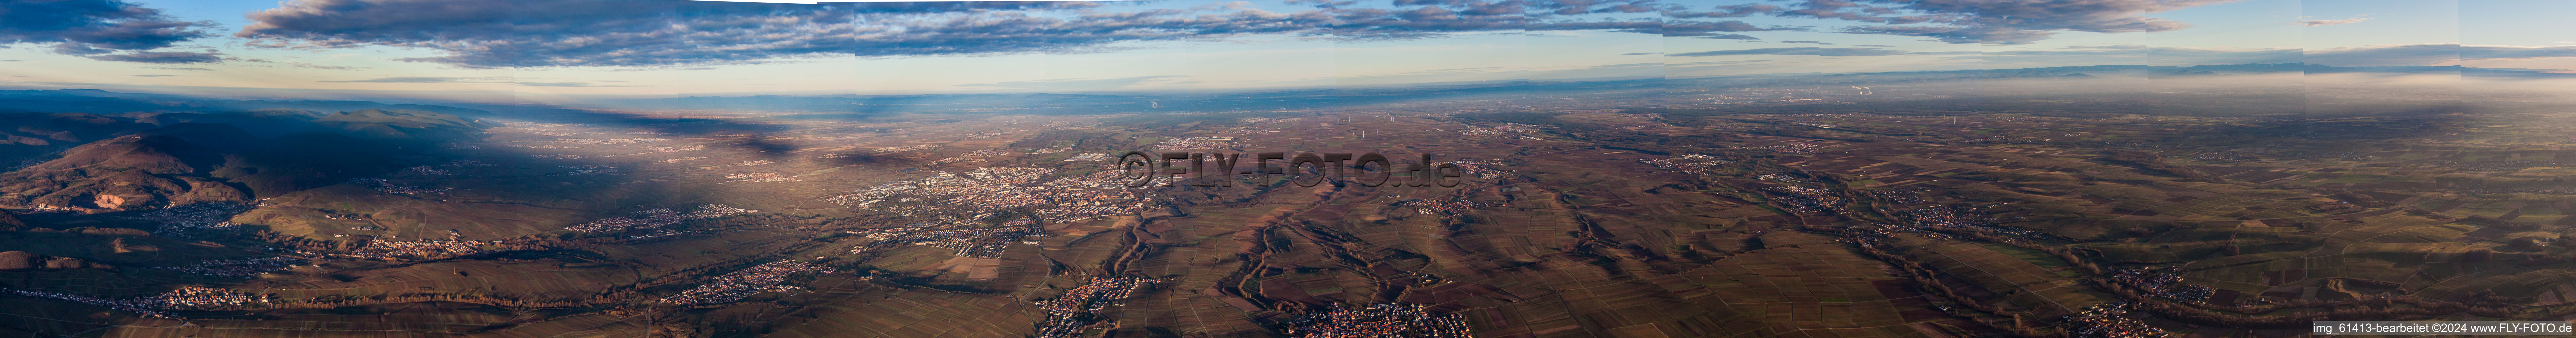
[1,0,2569,101]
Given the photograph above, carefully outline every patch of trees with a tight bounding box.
[2103,281,2480,328]
[2462,216,2544,232]
[1452,112,1746,153]
[2100,150,2227,182]
[1744,127,1875,143]
[1843,238,2049,338]
[2402,207,2461,222]
[1827,202,2572,332]
[2309,202,2367,214]
[0,209,22,230]
[2458,249,2496,263]
[1006,130,1110,149]
[2523,252,2576,266]
[0,251,110,270]
[1664,177,1715,191]
[2323,188,2395,208]
[1896,220,2551,330]
[872,274,1004,294]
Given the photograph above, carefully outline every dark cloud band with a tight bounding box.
[1670,47,1909,57]
[0,0,220,63]
[1666,0,2239,45]
[235,0,1796,68]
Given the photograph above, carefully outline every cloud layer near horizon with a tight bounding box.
[1668,0,2242,44]
[232,0,1801,68]
[1664,44,2576,68]
[13,0,2569,79]
[214,0,2281,69]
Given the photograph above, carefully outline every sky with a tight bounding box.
[0,0,2570,102]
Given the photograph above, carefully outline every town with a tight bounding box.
[2064,303,2171,338]
[123,202,251,238]
[852,219,1045,258]
[1035,277,1162,338]
[1,287,271,319]
[823,167,1149,223]
[156,257,308,278]
[564,204,760,233]
[336,229,497,260]
[1282,303,1474,338]
[1639,154,1734,175]
[660,260,836,305]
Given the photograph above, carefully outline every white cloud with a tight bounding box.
[2295,17,2370,27]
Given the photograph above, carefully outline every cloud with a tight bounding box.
[1968,45,2300,65]
[2476,67,2571,72]
[131,74,180,77]
[955,75,1187,89]
[1690,33,1762,40]
[1626,20,1798,38]
[1583,62,1664,69]
[1658,59,1786,70]
[1360,67,1508,77]
[318,77,499,83]
[515,82,642,87]
[1906,44,2576,67]
[318,76,649,86]
[1668,59,1775,66]
[145,66,212,70]
[1669,0,2241,45]
[1779,40,1834,45]
[235,0,1794,68]
[1670,47,1909,57]
[286,62,360,70]
[83,51,224,63]
[1666,4,1781,19]
[0,60,24,62]
[1,0,219,62]
[1854,44,1893,47]
[1620,52,1662,55]
[2295,17,2370,27]
[2304,44,2576,67]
